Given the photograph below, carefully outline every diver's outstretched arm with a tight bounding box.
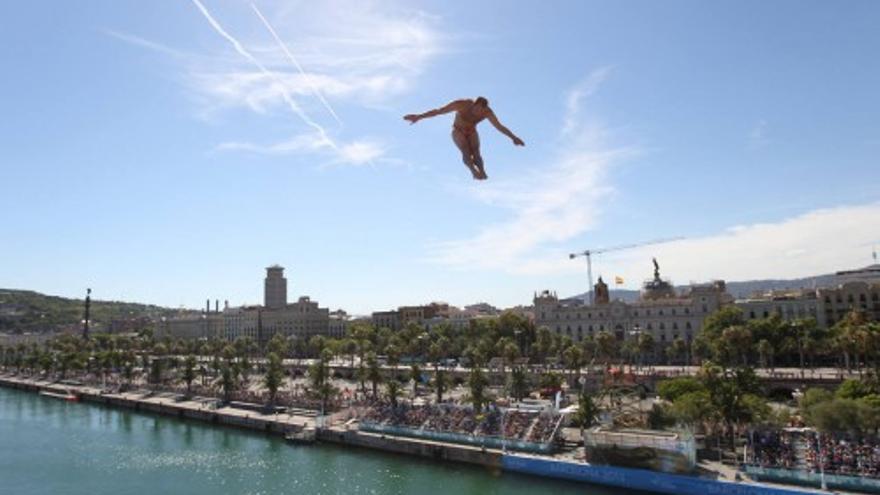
[487,111,525,146]
[404,100,467,124]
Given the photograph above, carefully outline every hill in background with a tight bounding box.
[0,289,182,334]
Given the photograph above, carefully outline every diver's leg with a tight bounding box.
[452,129,480,179]
[468,131,487,179]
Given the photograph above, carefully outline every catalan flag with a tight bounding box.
[614,276,624,285]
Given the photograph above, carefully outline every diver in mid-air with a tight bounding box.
[404,97,524,180]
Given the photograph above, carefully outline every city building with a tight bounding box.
[534,262,730,350]
[734,264,880,329]
[735,290,826,327]
[163,265,333,344]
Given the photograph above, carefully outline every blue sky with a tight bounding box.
[2,0,879,314]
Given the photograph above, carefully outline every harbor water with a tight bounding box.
[0,387,632,495]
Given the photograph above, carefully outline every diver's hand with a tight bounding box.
[512,136,525,146]
[403,114,421,125]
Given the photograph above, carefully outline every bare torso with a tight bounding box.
[452,100,488,133]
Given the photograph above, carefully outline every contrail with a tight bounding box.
[251,3,343,127]
[189,0,336,149]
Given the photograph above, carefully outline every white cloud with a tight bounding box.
[620,202,880,285]
[429,72,635,271]
[521,202,880,289]
[108,0,451,166]
[563,67,612,136]
[187,1,447,113]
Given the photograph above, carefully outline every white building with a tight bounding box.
[534,263,730,350]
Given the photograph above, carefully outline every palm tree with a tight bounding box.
[385,379,402,407]
[183,354,197,395]
[366,353,383,399]
[508,366,530,402]
[264,352,283,406]
[562,345,584,388]
[409,363,421,398]
[467,367,489,413]
[596,331,618,367]
[638,333,655,370]
[756,339,773,371]
[432,368,448,403]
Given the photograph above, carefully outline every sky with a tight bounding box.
[2,0,879,315]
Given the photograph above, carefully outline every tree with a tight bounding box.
[467,367,489,413]
[832,309,869,374]
[409,363,421,398]
[573,392,599,428]
[756,339,774,370]
[433,368,448,403]
[668,337,688,370]
[183,354,197,395]
[264,352,284,406]
[385,379,402,407]
[508,366,530,402]
[562,344,584,387]
[220,362,236,402]
[638,333,655,369]
[720,326,752,366]
[657,377,706,402]
[366,353,383,399]
[596,331,617,366]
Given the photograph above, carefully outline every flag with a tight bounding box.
[614,276,624,285]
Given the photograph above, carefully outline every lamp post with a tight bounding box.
[82,288,91,340]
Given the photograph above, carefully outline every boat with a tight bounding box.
[39,389,79,402]
[285,426,317,445]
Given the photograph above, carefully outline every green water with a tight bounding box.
[0,387,629,495]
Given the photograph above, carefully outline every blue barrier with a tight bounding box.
[744,465,880,494]
[502,455,816,495]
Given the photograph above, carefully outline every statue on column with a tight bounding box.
[653,258,660,281]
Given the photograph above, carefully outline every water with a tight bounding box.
[0,387,630,495]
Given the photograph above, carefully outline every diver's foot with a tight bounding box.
[476,168,488,180]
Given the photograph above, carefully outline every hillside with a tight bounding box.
[0,289,180,334]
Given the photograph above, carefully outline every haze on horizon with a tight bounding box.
[2,1,879,315]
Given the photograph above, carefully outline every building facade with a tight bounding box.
[164,265,333,344]
[534,266,730,348]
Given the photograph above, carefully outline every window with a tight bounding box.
[749,311,756,319]
[672,309,677,315]
[659,310,664,316]
[647,323,653,330]
[673,322,679,330]
[686,322,692,330]
[659,323,666,330]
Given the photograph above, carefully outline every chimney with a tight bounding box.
[224,300,229,310]
[215,299,219,313]
[206,299,210,313]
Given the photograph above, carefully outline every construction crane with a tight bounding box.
[569,237,684,304]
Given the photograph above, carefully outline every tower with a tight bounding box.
[264,265,287,310]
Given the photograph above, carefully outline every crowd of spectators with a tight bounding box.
[806,434,880,478]
[749,430,880,479]
[749,431,796,469]
[361,404,561,444]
